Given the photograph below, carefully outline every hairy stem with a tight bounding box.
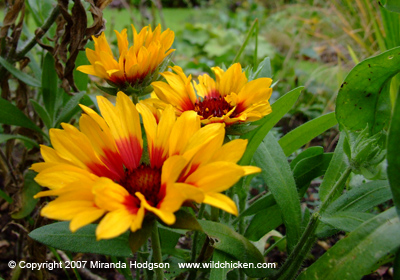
[151,222,165,280]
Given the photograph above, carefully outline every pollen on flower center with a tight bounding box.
[120,165,162,206]
[194,96,234,119]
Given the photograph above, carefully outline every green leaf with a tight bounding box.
[253,133,302,252]
[320,212,375,232]
[336,47,400,134]
[388,91,400,216]
[325,180,392,214]
[244,205,282,241]
[128,218,154,254]
[383,0,400,13]
[95,83,119,96]
[290,146,324,169]
[74,43,91,92]
[29,222,133,257]
[292,152,333,191]
[0,134,38,149]
[0,98,43,135]
[319,133,348,202]
[169,210,202,231]
[42,53,58,119]
[11,171,41,219]
[250,57,272,80]
[209,251,236,280]
[197,220,273,278]
[279,112,337,156]
[239,148,331,219]
[239,86,303,166]
[55,91,86,127]
[0,189,13,204]
[298,208,400,280]
[0,57,41,87]
[30,99,52,129]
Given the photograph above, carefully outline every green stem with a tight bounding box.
[319,166,352,214]
[16,6,60,60]
[253,19,259,68]
[131,94,139,104]
[272,213,319,280]
[191,204,205,263]
[151,222,164,280]
[232,18,258,64]
[271,166,352,280]
[210,207,219,222]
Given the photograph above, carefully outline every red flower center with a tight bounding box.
[194,96,235,119]
[119,165,163,206]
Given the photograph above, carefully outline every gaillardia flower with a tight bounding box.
[77,25,174,94]
[150,63,273,125]
[32,92,260,240]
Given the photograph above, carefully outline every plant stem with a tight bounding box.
[151,222,164,280]
[272,166,352,280]
[319,166,352,214]
[232,18,258,64]
[16,5,60,60]
[191,204,205,263]
[272,213,319,280]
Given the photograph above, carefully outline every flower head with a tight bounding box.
[149,63,273,125]
[77,25,175,94]
[32,92,259,240]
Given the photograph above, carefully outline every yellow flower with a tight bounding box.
[77,25,175,92]
[150,63,273,125]
[31,92,260,240]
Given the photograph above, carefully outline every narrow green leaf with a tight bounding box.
[279,112,337,156]
[253,133,302,252]
[388,91,400,216]
[0,57,41,87]
[320,212,375,232]
[198,220,274,278]
[292,152,333,190]
[42,53,58,119]
[319,133,348,202]
[11,171,41,219]
[336,47,400,134]
[29,222,133,257]
[55,91,86,127]
[0,98,43,134]
[0,189,13,204]
[0,134,39,149]
[250,57,272,80]
[30,99,52,129]
[325,180,392,214]
[244,205,282,241]
[239,86,304,166]
[290,146,324,169]
[298,208,400,280]
[209,251,236,280]
[384,0,400,13]
[239,149,331,219]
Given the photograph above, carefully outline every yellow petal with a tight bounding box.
[34,164,96,190]
[203,193,238,216]
[93,178,130,211]
[70,208,106,232]
[185,162,244,193]
[211,139,248,163]
[169,111,200,156]
[96,208,135,240]
[136,192,176,225]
